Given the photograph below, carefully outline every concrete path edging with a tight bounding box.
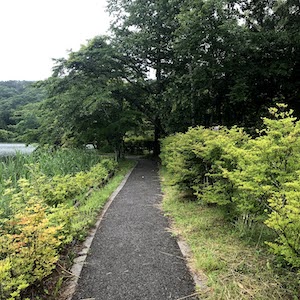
[60,164,137,300]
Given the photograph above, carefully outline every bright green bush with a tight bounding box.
[160,128,208,192]
[161,103,300,269]
[0,201,63,300]
[228,104,300,267]
[161,126,249,208]
[0,156,117,299]
[192,126,249,208]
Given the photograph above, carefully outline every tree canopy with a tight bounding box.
[3,0,299,155]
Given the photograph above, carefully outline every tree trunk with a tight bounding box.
[153,117,162,157]
[112,136,124,162]
[188,62,196,127]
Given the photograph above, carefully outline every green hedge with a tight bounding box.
[161,104,300,270]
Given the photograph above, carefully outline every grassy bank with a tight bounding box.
[0,149,135,300]
[160,168,299,300]
[41,159,136,300]
[0,149,105,192]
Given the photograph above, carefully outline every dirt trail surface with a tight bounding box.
[71,159,197,300]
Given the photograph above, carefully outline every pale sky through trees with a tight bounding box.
[0,0,110,81]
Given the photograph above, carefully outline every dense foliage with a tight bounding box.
[0,150,117,299]
[167,0,300,130]
[1,0,299,295]
[161,104,300,270]
[2,0,297,156]
[0,81,46,142]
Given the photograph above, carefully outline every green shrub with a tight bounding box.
[230,104,300,268]
[161,103,300,270]
[0,200,63,300]
[192,126,249,209]
[161,128,207,192]
[0,156,117,299]
[161,126,249,208]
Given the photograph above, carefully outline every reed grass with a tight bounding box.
[0,148,103,202]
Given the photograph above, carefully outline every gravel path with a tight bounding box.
[71,159,197,300]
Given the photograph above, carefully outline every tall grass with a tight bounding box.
[0,148,103,192]
[31,148,103,176]
[0,150,134,300]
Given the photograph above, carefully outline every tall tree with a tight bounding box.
[24,0,300,151]
[168,0,300,130]
[107,0,182,154]
[38,36,140,159]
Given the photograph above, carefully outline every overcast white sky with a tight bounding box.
[0,0,111,81]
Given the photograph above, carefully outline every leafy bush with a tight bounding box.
[231,104,300,268]
[192,126,249,209]
[160,128,207,192]
[161,104,300,269]
[0,201,63,300]
[161,126,249,208]
[0,156,117,299]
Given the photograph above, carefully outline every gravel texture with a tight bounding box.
[71,159,197,300]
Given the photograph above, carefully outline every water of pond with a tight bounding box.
[0,143,36,157]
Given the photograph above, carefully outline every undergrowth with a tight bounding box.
[160,168,299,300]
[161,104,300,269]
[0,148,135,300]
[27,159,135,300]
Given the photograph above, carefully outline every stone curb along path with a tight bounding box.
[60,164,136,300]
[61,159,201,300]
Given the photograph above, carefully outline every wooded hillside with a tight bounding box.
[0,81,46,142]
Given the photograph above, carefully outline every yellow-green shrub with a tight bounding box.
[8,159,117,208]
[161,126,249,208]
[160,128,208,192]
[161,104,300,269]
[0,200,62,300]
[192,126,249,208]
[265,189,300,268]
[0,157,117,299]
[229,105,300,267]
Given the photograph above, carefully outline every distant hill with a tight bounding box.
[0,80,46,142]
[0,81,34,99]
